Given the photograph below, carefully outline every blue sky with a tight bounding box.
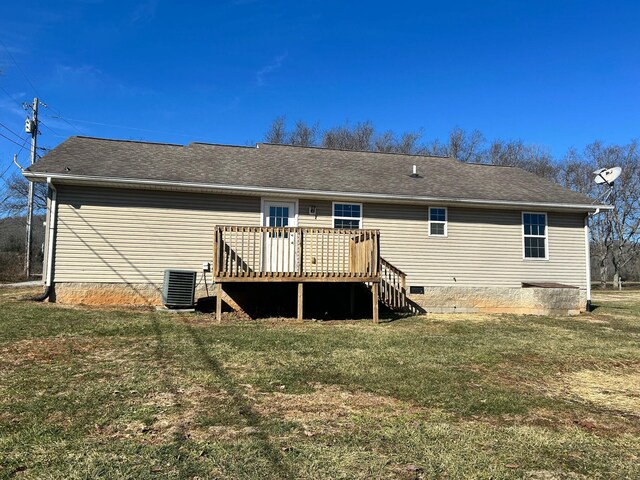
[1,0,639,176]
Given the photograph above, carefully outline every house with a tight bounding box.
[24,136,609,321]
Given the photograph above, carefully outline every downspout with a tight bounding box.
[32,177,57,301]
[584,207,601,312]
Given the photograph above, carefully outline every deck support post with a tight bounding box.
[350,284,356,318]
[297,282,303,321]
[216,282,222,324]
[372,281,379,324]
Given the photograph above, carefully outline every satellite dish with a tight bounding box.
[593,166,622,185]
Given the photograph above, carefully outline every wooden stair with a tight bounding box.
[377,257,424,315]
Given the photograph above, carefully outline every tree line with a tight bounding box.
[0,118,637,286]
[266,117,640,288]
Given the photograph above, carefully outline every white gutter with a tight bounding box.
[23,172,612,212]
[585,207,602,311]
[45,177,57,287]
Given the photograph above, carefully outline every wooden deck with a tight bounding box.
[213,226,381,282]
[212,226,410,324]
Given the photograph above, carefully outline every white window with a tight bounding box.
[333,202,362,228]
[428,207,447,237]
[523,212,548,259]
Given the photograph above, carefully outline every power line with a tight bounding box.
[45,114,197,139]
[38,119,66,138]
[0,160,14,178]
[0,130,30,149]
[0,39,75,154]
[0,120,26,141]
[1,138,31,183]
[0,85,24,110]
[0,38,41,98]
[14,136,30,158]
[42,106,84,135]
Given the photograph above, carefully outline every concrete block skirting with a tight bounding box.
[408,286,587,315]
[51,282,213,306]
[51,282,587,315]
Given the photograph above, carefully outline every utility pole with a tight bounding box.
[24,97,38,278]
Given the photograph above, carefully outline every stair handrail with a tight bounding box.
[380,257,407,278]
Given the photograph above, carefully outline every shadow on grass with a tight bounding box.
[184,323,295,479]
[150,317,191,475]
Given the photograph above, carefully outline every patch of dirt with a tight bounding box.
[188,425,259,441]
[96,384,255,444]
[172,309,262,326]
[253,383,427,435]
[45,411,75,428]
[552,368,640,416]
[172,314,219,327]
[99,383,433,444]
[0,337,113,366]
[526,470,588,480]
[52,303,155,313]
[85,349,142,365]
[425,313,512,324]
[471,406,640,436]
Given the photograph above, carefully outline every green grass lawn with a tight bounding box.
[1,288,639,479]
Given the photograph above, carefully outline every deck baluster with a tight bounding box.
[212,225,381,283]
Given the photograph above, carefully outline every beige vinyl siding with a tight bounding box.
[53,186,260,284]
[298,199,332,228]
[53,187,587,289]
[299,200,587,289]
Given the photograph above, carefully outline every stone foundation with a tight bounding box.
[51,282,213,306]
[408,286,587,315]
[52,282,587,315]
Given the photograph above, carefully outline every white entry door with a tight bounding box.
[262,200,297,273]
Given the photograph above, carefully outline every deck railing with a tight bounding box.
[213,226,380,281]
[379,257,407,310]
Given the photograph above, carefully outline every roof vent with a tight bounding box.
[162,269,197,308]
[409,164,421,178]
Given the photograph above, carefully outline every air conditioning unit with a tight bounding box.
[162,269,197,308]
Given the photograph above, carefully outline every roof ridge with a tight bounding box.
[466,162,517,168]
[188,142,257,149]
[258,142,453,159]
[72,135,184,147]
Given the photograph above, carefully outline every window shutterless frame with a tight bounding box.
[332,202,363,229]
[428,206,447,237]
[522,211,548,260]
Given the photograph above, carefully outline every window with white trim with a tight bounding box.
[333,203,362,228]
[428,207,447,236]
[523,212,548,259]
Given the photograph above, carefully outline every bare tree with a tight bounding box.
[322,121,375,151]
[560,141,640,288]
[0,171,48,281]
[449,127,485,163]
[486,140,558,180]
[604,141,640,289]
[422,127,484,162]
[0,173,47,217]
[265,116,287,144]
[289,120,318,147]
[396,131,424,155]
[373,130,395,153]
[372,130,425,154]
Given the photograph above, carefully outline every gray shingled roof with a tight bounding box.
[26,136,599,208]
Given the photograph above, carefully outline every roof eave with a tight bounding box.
[23,171,612,212]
